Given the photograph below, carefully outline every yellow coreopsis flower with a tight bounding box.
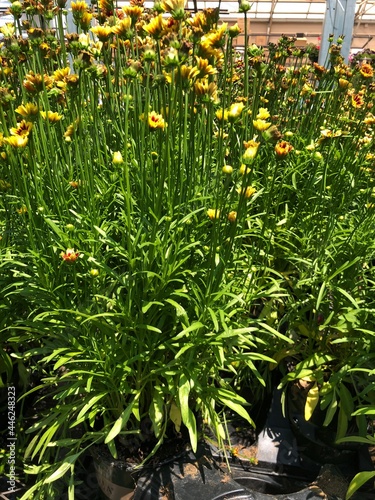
[15,103,39,120]
[5,135,28,148]
[112,18,132,39]
[0,23,15,38]
[40,111,63,123]
[23,72,53,94]
[338,78,350,89]
[122,5,144,21]
[360,63,373,78]
[242,140,260,164]
[253,119,271,132]
[275,141,293,158]
[228,102,244,121]
[161,0,186,19]
[78,33,90,48]
[143,15,165,39]
[194,80,218,103]
[352,93,364,108]
[239,164,251,175]
[53,67,71,82]
[364,113,375,125]
[228,211,237,223]
[17,205,28,214]
[10,120,33,137]
[194,57,217,78]
[216,108,228,123]
[201,23,227,50]
[147,111,166,131]
[61,248,80,263]
[71,0,88,13]
[64,119,80,141]
[237,186,256,198]
[91,25,113,42]
[256,107,270,120]
[207,208,220,220]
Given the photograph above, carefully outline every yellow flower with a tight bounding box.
[5,135,28,148]
[147,111,166,131]
[113,151,123,164]
[256,107,270,120]
[161,0,186,19]
[15,103,39,119]
[80,12,93,31]
[194,80,218,102]
[23,71,53,94]
[275,141,293,158]
[112,18,132,39]
[338,78,350,89]
[40,111,63,123]
[228,102,244,121]
[122,5,144,21]
[352,93,364,108]
[194,57,217,78]
[78,33,90,48]
[360,63,373,78]
[91,25,112,42]
[201,23,227,50]
[64,119,80,141]
[17,205,28,214]
[71,0,88,14]
[239,164,251,175]
[237,186,256,198]
[53,67,71,82]
[61,248,80,263]
[0,24,14,37]
[216,108,228,122]
[228,211,237,223]
[253,119,271,132]
[10,120,33,137]
[242,140,260,163]
[174,64,199,85]
[207,208,220,220]
[143,15,165,39]
[364,113,375,125]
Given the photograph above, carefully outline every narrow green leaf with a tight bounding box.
[105,400,135,444]
[173,322,204,340]
[352,406,375,416]
[44,453,81,483]
[327,257,360,281]
[346,471,375,500]
[76,393,107,421]
[217,394,255,428]
[323,392,338,427]
[316,281,326,311]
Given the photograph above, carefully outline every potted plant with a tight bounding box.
[1,0,375,498]
[0,2,283,498]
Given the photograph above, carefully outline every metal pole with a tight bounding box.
[318,0,357,66]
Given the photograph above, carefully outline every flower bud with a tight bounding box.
[222,165,233,175]
[239,0,251,12]
[113,151,123,164]
[229,24,241,38]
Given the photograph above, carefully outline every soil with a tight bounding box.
[313,465,349,500]
[93,425,191,470]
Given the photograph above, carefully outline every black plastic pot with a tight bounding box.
[91,446,137,500]
[91,388,375,500]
